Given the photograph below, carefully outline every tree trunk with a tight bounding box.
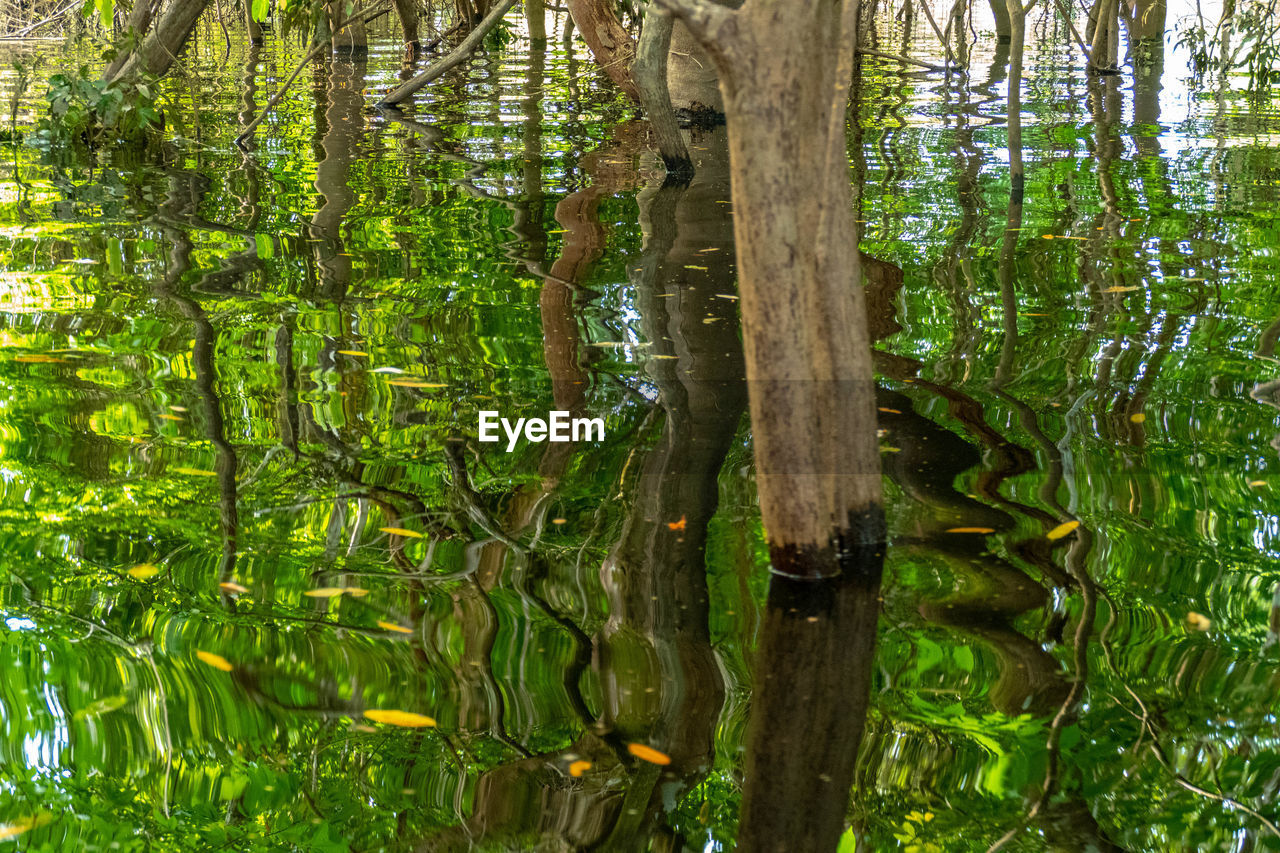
[667,20,722,119]
[392,0,420,56]
[526,0,545,42]
[632,9,692,175]
[1129,0,1165,65]
[245,0,262,44]
[658,0,884,578]
[565,0,640,101]
[326,0,367,52]
[105,0,215,81]
[989,0,1011,42]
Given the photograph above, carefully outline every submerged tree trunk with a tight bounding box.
[658,0,884,578]
[392,0,420,56]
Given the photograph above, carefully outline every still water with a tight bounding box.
[0,13,1278,851]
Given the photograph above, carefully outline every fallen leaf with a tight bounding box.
[380,527,424,538]
[338,350,368,357]
[551,517,567,525]
[1047,520,1081,540]
[169,405,187,412]
[304,587,368,598]
[684,264,709,271]
[378,620,413,634]
[627,743,671,765]
[1185,612,1211,631]
[386,380,447,388]
[158,414,183,421]
[174,467,216,477]
[371,366,405,374]
[1102,285,1139,293]
[878,407,902,414]
[946,527,995,534]
[196,651,233,672]
[219,582,249,594]
[667,516,687,531]
[128,563,159,580]
[569,760,592,777]
[365,709,436,727]
[1249,480,1267,488]
[1129,413,1146,423]
[14,354,66,363]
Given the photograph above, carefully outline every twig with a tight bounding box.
[856,46,952,71]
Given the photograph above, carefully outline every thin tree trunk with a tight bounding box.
[526,0,545,42]
[245,0,262,44]
[633,9,692,176]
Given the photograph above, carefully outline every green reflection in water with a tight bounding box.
[0,21,1277,853]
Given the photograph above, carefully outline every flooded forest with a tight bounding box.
[0,0,1279,849]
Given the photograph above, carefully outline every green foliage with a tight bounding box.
[36,65,162,148]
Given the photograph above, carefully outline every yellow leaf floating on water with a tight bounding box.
[1130,413,1146,423]
[128,563,159,580]
[568,760,592,777]
[365,709,436,727]
[1185,612,1212,631]
[196,651,233,672]
[304,587,368,598]
[158,413,183,421]
[14,354,66,363]
[1249,480,1268,488]
[627,743,671,766]
[1102,286,1139,293]
[380,527,424,538]
[377,620,413,634]
[1047,520,1081,541]
[338,350,368,357]
[386,380,447,389]
[946,527,995,534]
[220,582,249,594]
[174,467,217,477]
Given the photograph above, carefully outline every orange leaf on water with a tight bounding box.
[1129,413,1146,423]
[365,709,436,727]
[1047,520,1080,541]
[627,743,671,765]
[667,516,687,531]
[219,582,249,594]
[377,620,413,634]
[946,527,994,534]
[196,651,233,672]
[568,760,592,777]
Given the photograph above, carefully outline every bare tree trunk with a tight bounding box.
[565,0,640,101]
[658,0,884,578]
[633,9,692,175]
[326,0,367,52]
[989,0,1011,41]
[392,0,420,56]
[526,0,545,42]
[245,0,262,44]
[105,0,215,81]
[1129,0,1165,65]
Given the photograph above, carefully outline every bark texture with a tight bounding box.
[105,0,215,81]
[660,0,884,577]
[565,0,640,101]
